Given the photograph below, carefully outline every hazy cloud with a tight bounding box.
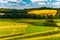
[56,0,60,1]
[38,2,46,7]
[31,0,48,2]
[0,0,60,9]
[0,0,8,3]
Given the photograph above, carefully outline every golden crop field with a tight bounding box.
[0,19,60,40]
[0,21,28,37]
[28,10,57,16]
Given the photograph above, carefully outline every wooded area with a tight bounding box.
[0,7,60,19]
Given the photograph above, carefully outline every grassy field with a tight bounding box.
[0,19,28,37]
[25,26,56,34]
[0,18,60,40]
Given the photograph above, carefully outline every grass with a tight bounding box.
[25,26,56,34]
[40,36,60,40]
[0,19,57,35]
[0,19,60,40]
[0,20,28,37]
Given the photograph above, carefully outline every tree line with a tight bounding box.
[0,7,60,19]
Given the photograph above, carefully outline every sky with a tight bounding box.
[0,0,60,9]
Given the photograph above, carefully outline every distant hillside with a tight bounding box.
[0,7,60,19]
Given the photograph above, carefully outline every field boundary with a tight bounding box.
[0,29,60,40]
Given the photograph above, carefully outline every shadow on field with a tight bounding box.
[19,22,59,27]
[0,33,25,39]
[8,30,60,40]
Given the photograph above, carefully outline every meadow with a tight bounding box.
[0,18,60,40]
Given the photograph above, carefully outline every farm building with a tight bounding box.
[28,10,57,16]
[0,13,5,15]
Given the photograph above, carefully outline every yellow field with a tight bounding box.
[0,22,28,37]
[0,19,60,40]
[28,10,57,16]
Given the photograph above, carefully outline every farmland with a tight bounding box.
[0,18,60,40]
[0,8,60,40]
[28,10,57,16]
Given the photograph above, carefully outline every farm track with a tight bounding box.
[24,33,60,40]
[0,29,60,40]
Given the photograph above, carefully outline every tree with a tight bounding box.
[44,15,57,26]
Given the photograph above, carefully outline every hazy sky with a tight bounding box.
[0,0,60,9]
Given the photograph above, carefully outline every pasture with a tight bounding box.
[0,18,60,40]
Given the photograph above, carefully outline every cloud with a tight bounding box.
[51,2,60,8]
[24,4,29,6]
[46,2,60,8]
[0,0,8,3]
[38,2,46,5]
[0,6,24,9]
[52,2,60,5]
[38,2,46,7]
[0,0,60,9]
[30,0,48,7]
[56,0,60,1]
[31,0,48,2]
[17,0,26,3]
[8,0,17,2]
[7,3,17,6]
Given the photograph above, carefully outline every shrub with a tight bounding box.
[44,19,57,26]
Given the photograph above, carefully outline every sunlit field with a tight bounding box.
[0,19,28,37]
[28,10,57,16]
[0,18,60,40]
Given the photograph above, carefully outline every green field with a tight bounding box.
[0,19,60,40]
[25,26,56,34]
